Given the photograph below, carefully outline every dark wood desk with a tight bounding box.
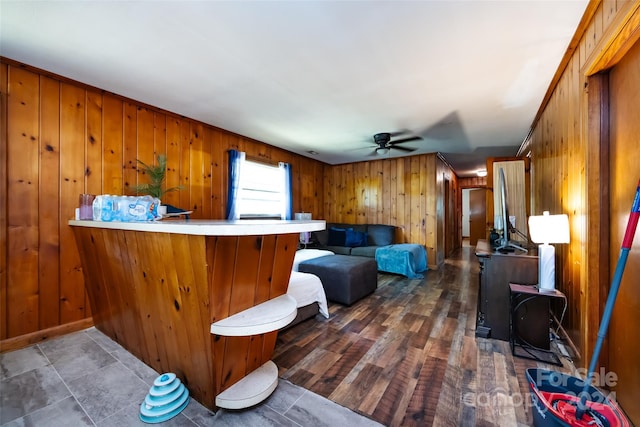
[474,239,538,341]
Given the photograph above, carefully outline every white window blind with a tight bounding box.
[238,160,285,218]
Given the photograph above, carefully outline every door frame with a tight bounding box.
[458,180,488,246]
[583,1,640,375]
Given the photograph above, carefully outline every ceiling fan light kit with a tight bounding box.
[370,132,422,156]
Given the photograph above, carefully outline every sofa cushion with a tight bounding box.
[324,245,352,255]
[331,223,366,233]
[312,222,396,251]
[327,227,350,246]
[314,229,329,246]
[350,246,378,257]
[366,224,395,246]
[344,230,368,247]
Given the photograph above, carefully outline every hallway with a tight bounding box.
[274,245,577,426]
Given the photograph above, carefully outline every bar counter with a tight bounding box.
[69,219,325,411]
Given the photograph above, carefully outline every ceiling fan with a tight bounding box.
[370,132,422,155]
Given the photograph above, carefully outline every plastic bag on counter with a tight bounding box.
[93,195,161,222]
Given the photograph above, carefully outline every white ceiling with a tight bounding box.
[1,0,588,177]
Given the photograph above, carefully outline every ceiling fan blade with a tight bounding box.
[391,145,416,153]
[388,130,412,138]
[391,136,422,144]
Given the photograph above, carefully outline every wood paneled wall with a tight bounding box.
[0,59,325,347]
[519,0,639,371]
[322,154,458,269]
[458,176,487,189]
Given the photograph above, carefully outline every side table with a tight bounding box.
[509,283,566,366]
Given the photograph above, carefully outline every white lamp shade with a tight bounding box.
[528,211,570,292]
[528,211,570,244]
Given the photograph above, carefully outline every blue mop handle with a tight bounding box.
[576,179,640,420]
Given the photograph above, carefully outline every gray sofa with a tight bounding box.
[311,223,397,257]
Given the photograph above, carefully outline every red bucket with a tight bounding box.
[526,368,630,427]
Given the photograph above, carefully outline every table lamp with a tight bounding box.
[528,211,570,291]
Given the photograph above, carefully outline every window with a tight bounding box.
[238,159,286,218]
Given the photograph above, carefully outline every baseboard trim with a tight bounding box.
[0,318,94,353]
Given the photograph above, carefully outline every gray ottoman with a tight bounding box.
[298,255,378,306]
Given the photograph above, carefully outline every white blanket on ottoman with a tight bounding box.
[287,271,330,318]
[292,249,334,271]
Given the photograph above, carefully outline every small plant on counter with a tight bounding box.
[131,153,182,199]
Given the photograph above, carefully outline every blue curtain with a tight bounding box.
[226,150,245,220]
[279,162,293,220]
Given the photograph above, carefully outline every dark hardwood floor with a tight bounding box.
[274,246,575,426]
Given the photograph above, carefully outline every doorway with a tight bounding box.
[444,177,456,257]
[462,188,487,246]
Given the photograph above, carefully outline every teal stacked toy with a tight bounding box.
[139,373,190,424]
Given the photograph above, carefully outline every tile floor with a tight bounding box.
[0,327,382,426]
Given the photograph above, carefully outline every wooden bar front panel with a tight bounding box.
[72,227,297,410]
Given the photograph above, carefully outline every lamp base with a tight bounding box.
[538,244,556,291]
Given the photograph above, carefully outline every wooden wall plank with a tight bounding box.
[210,129,224,219]
[458,176,486,188]
[427,156,439,265]
[255,235,277,303]
[355,162,368,224]
[389,160,398,225]
[210,236,238,323]
[0,62,8,340]
[201,127,213,218]
[86,90,103,196]
[230,237,261,313]
[102,96,123,195]
[38,76,61,330]
[183,234,213,403]
[83,91,102,318]
[409,156,421,246]
[178,120,191,212]
[135,107,156,194]
[154,112,167,160]
[122,102,138,195]
[382,160,391,225]
[7,67,40,336]
[164,117,181,209]
[344,164,355,223]
[189,123,204,215]
[270,234,297,298]
[396,158,406,242]
[419,155,428,246]
[59,82,86,323]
